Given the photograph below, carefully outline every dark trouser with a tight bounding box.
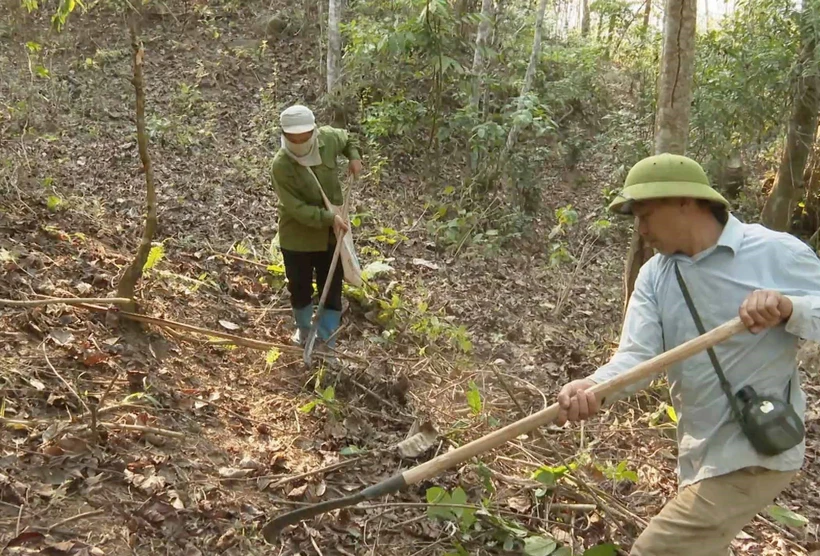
[281,242,343,312]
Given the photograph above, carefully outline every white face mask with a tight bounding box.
[284,130,317,156]
[281,129,322,167]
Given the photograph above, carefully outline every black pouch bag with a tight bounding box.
[674,263,804,456]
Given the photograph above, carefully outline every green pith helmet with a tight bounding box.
[608,153,730,215]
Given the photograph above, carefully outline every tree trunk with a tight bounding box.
[469,0,493,114]
[622,0,696,316]
[117,19,158,311]
[469,0,494,171]
[581,0,590,36]
[502,0,548,155]
[641,0,650,34]
[761,14,820,232]
[654,0,697,155]
[327,0,342,95]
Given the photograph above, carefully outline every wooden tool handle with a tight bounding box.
[403,316,746,485]
[264,316,747,541]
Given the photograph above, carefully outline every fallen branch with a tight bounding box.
[94,421,185,439]
[215,251,271,269]
[0,297,132,308]
[43,345,96,442]
[44,509,106,533]
[0,417,184,439]
[77,303,299,352]
[259,455,369,489]
[74,303,367,362]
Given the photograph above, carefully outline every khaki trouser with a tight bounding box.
[630,466,798,556]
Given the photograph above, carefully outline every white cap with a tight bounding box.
[279,104,316,134]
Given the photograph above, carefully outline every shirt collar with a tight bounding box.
[715,213,744,255]
[668,212,743,264]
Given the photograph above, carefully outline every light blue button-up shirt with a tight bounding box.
[590,214,820,488]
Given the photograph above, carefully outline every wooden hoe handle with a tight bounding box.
[263,316,748,542]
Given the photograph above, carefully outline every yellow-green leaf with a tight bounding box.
[143,244,165,271]
[665,404,678,423]
[265,348,281,366]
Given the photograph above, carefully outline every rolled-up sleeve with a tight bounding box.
[590,259,664,400]
[782,243,820,342]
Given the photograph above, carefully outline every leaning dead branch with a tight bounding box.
[0,297,132,307]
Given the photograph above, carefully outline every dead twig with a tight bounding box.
[0,297,133,307]
[42,345,97,442]
[307,525,325,556]
[44,509,106,533]
[261,455,369,490]
[93,421,185,439]
[0,417,184,439]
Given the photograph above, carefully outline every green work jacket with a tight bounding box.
[269,126,361,252]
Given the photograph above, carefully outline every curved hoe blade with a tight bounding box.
[262,491,365,542]
[302,327,319,366]
[261,474,408,543]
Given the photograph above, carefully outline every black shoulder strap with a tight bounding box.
[673,262,747,425]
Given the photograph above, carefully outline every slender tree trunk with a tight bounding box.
[623,0,696,315]
[117,19,158,311]
[502,0,548,156]
[581,0,590,36]
[761,13,820,232]
[654,0,697,154]
[470,0,493,113]
[641,0,651,34]
[327,0,342,95]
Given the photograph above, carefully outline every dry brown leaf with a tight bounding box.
[58,435,90,453]
[397,420,438,459]
[82,352,110,366]
[505,494,532,513]
[48,329,75,345]
[215,529,237,551]
[238,455,264,470]
[218,467,253,479]
[287,483,308,498]
[5,531,46,547]
[124,467,167,496]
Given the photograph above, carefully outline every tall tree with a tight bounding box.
[622,0,697,313]
[327,0,342,95]
[502,0,548,155]
[581,0,590,36]
[761,4,820,232]
[469,0,495,171]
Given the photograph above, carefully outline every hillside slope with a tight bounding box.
[1,2,817,555]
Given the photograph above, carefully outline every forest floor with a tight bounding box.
[1,2,818,556]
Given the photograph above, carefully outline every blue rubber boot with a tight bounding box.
[317,309,342,349]
[291,305,313,346]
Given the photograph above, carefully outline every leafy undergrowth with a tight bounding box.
[2,2,819,556]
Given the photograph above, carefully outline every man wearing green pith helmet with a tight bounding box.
[554,153,820,555]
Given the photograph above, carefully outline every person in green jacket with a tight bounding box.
[269,104,362,349]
